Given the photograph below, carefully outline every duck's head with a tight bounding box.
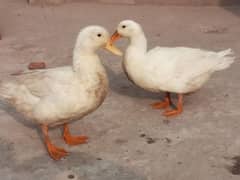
[117,20,142,38]
[75,26,122,56]
[106,20,143,51]
[107,20,143,46]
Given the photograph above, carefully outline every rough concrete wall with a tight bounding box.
[136,0,240,6]
[28,0,67,5]
[100,0,240,5]
[28,0,240,5]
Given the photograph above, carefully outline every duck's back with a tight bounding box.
[142,47,234,93]
[0,66,84,123]
[15,67,71,97]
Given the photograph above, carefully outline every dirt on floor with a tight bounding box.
[0,1,240,180]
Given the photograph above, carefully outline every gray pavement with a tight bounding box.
[0,1,240,180]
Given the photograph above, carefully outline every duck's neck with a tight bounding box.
[72,46,106,80]
[128,32,147,56]
[123,32,147,84]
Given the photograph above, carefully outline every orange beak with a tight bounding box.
[105,31,123,56]
[110,31,122,44]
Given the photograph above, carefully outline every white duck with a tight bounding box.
[0,26,122,160]
[108,20,235,117]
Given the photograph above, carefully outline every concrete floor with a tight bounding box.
[0,1,240,180]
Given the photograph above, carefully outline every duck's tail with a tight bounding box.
[215,48,235,71]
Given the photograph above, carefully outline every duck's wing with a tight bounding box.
[145,47,204,77]
[146,46,235,90]
[147,47,234,74]
[12,66,73,98]
[147,46,207,59]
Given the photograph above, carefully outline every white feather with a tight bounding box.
[0,26,109,127]
[119,20,235,94]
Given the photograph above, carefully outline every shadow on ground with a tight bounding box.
[220,0,240,6]
[104,64,163,100]
[0,138,147,180]
[0,102,36,129]
[220,0,240,17]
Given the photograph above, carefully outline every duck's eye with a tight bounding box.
[97,33,102,37]
[122,25,126,29]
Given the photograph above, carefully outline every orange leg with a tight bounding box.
[41,125,68,160]
[151,92,171,109]
[28,62,46,70]
[163,94,183,117]
[63,124,88,146]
